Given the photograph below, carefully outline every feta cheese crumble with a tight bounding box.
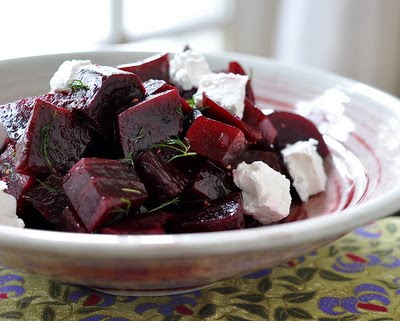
[194,73,248,118]
[169,50,212,91]
[50,59,92,92]
[233,161,291,224]
[282,139,327,202]
[0,181,24,228]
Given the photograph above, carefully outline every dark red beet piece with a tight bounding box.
[118,53,170,82]
[0,94,54,142]
[63,158,148,232]
[118,89,183,157]
[202,94,261,144]
[50,65,145,139]
[229,61,255,103]
[187,160,233,200]
[180,97,193,115]
[185,116,248,168]
[23,175,69,224]
[15,99,92,176]
[242,98,277,147]
[143,79,176,96]
[0,142,34,216]
[56,206,88,233]
[268,111,330,158]
[99,211,176,235]
[134,150,188,203]
[169,192,245,233]
[232,150,282,173]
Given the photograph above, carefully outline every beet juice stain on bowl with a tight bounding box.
[0,50,399,295]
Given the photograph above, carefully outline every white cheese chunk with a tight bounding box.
[169,50,212,90]
[0,181,24,228]
[0,122,8,150]
[233,161,291,224]
[281,139,327,202]
[194,73,248,118]
[50,59,92,92]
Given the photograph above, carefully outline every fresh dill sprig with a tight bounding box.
[130,127,145,144]
[67,79,89,92]
[110,197,132,216]
[148,196,180,213]
[152,137,197,162]
[175,107,184,117]
[40,120,56,172]
[185,97,196,108]
[36,178,57,193]
[121,187,142,194]
[121,153,134,166]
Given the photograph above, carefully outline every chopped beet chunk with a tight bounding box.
[0,142,34,216]
[185,116,248,168]
[268,111,330,158]
[134,150,188,204]
[233,150,282,173]
[169,192,244,233]
[118,53,170,82]
[228,61,255,103]
[187,160,233,200]
[56,206,88,233]
[0,94,54,142]
[50,65,145,139]
[118,89,183,157]
[63,158,148,232]
[242,98,277,147]
[143,79,176,96]
[15,99,92,176]
[99,211,176,235]
[23,175,69,224]
[202,94,261,144]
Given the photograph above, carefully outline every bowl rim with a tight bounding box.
[1,49,400,258]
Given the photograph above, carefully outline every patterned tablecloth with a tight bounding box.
[0,217,399,321]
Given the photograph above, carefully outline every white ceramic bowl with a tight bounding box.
[0,50,400,296]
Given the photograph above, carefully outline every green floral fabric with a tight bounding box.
[0,217,399,320]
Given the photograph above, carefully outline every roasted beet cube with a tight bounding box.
[0,142,34,216]
[56,206,88,233]
[23,175,69,224]
[185,116,248,168]
[99,211,176,235]
[268,111,330,158]
[63,158,148,231]
[118,89,183,157]
[143,79,176,96]
[50,65,145,138]
[187,160,233,200]
[202,94,261,144]
[15,99,91,176]
[134,150,188,203]
[0,94,54,142]
[118,53,170,82]
[242,98,277,147]
[229,61,255,103]
[169,193,244,233]
[233,150,282,173]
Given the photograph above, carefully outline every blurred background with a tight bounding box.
[1,0,399,96]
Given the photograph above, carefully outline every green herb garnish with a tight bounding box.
[185,97,196,108]
[40,119,56,173]
[130,127,145,144]
[67,79,89,92]
[152,137,197,162]
[110,197,132,216]
[36,178,57,193]
[148,196,180,213]
[175,107,184,117]
[121,188,141,194]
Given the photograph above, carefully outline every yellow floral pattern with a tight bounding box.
[0,218,399,321]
